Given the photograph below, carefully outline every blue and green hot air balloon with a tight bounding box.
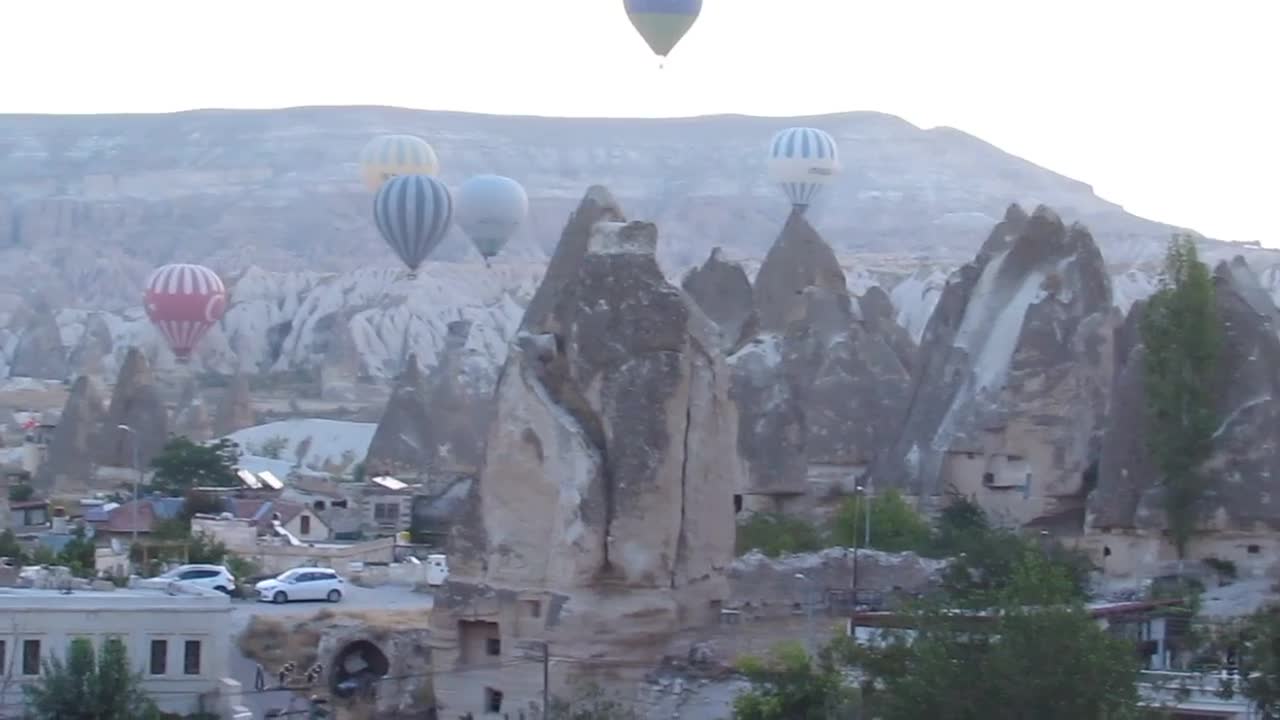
[623,0,702,61]
[373,174,453,277]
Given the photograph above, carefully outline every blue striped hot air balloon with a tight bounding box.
[360,134,440,191]
[456,175,529,263]
[624,0,702,60]
[767,127,842,212]
[373,175,453,276]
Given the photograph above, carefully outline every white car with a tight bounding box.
[157,564,236,594]
[255,567,345,604]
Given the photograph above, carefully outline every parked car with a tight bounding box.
[255,567,345,604]
[157,564,236,594]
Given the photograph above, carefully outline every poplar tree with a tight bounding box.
[1141,233,1220,558]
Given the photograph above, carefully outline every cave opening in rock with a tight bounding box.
[331,640,391,698]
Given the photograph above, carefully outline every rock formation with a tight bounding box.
[469,207,738,588]
[1089,257,1280,532]
[430,188,741,717]
[727,214,915,503]
[213,374,255,436]
[681,247,755,351]
[877,205,1116,528]
[783,286,914,471]
[8,306,68,380]
[366,321,499,478]
[35,375,107,490]
[751,211,848,333]
[418,321,496,475]
[94,347,169,469]
[66,312,115,379]
[173,402,213,443]
[365,354,431,476]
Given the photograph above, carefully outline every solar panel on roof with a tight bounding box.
[258,471,284,490]
[237,469,262,489]
[371,475,409,491]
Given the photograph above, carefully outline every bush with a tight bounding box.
[737,513,825,557]
[1203,556,1238,580]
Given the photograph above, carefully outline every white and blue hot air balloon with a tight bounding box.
[767,127,842,212]
[373,174,453,277]
[455,174,529,264]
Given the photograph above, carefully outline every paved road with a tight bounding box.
[227,585,434,717]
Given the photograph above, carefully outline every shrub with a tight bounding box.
[737,513,825,557]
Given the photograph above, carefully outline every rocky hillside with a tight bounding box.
[2,106,1278,382]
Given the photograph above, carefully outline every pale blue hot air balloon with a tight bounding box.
[767,127,842,212]
[623,0,702,63]
[373,175,453,277]
[455,175,529,263]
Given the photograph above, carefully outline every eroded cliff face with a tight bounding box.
[1089,257,1280,533]
[877,205,1116,527]
[450,187,740,592]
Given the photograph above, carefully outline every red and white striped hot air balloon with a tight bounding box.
[143,263,228,363]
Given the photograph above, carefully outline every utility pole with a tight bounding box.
[518,640,551,718]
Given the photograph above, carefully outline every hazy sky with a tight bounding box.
[3,1,1276,245]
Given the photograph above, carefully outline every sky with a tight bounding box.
[2,0,1277,245]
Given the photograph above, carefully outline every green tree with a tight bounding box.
[736,513,825,557]
[831,488,931,553]
[23,636,162,720]
[149,437,240,496]
[0,528,28,564]
[733,641,861,720]
[1238,607,1280,717]
[56,526,98,577]
[931,496,990,554]
[1141,233,1220,558]
[853,550,1142,720]
[8,481,35,502]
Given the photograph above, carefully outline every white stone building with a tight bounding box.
[0,585,234,715]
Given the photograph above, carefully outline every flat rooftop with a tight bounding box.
[0,585,231,607]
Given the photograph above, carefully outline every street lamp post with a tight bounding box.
[118,424,141,546]
[794,573,816,655]
[850,485,864,596]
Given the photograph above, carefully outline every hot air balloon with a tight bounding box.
[624,0,702,63]
[767,127,841,212]
[359,134,440,191]
[455,175,529,263]
[144,263,228,363]
[373,174,454,277]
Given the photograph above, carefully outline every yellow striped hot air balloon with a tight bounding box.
[359,134,440,191]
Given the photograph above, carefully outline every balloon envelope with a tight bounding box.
[373,174,454,274]
[360,134,440,191]
[767,127,841,209]
[144,263,228,362]
[455,175,529,259]
[624,0,702,57]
